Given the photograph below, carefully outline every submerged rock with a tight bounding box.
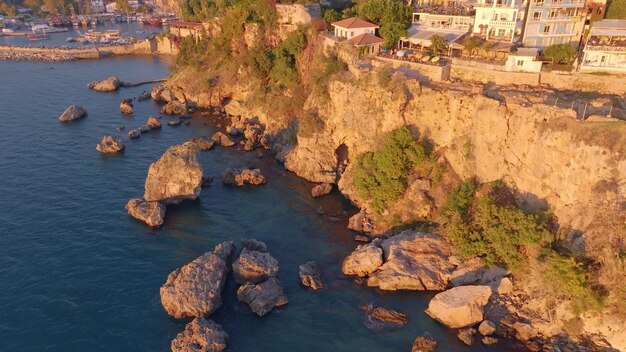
[362,304,408,327]
[160,242,234,318]
[232,248,279,284]
[143,143,203,205]
[425,285,493,328]
[128,129,141,139]
[237,277,288,317]
[138,90,151,101]
[189,136,215,151]
[411,334,437,352]
[298,261,323,291]
[88,76,120,92]
[125,198,165,227]
[171,316,228,352]
[168,119,182,126]
[481,336,498,345]
[222,168,266,187]
[59,104,87,122]
[120,98,133,114]
[241,238,268,252]
[211,132,235,147]
[458,327,477,346]
[366,232,455,291]
[96,136,124,154]
[342,240,383,277]
[311,183,333,197]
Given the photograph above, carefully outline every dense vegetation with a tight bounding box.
[440,179,605,312]
[441,180,551,269]
[606,0,626,19]
[353,0,412,49]
[354,127,442,213]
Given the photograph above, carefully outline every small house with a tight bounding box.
[505,48,542,72]
[330,17,385,54]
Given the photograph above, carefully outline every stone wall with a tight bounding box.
[374,56,450,82]
[451,65,540,85]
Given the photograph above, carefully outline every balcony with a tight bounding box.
[538,0,585,7]
[474,1,520,8]
[544,15,583,21]
[489,19,516,27]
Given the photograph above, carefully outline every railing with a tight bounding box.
[489,20,516,27]
[474,2,520,8]
[585,45,626,52]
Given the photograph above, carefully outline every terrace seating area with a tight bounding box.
[414,4,474,16]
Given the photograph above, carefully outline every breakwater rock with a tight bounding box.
[59,105,87,122]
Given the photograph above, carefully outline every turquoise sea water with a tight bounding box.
[0,57,525,351]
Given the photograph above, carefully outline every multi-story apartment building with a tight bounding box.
[522,0,586,48]
[412,8,474,31]
[472,0,525,43]
[580,19,626,72]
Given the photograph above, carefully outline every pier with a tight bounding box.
[0,39,155,62]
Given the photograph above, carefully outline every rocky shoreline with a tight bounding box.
[138,77,624,352]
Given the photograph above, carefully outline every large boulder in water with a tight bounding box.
[237,277,288,317]
[341,239,383,277]
[88,76,121,92]
[96,136,124,154]
[425,285,493,328]
[143,143,203,205]
[125,198,165,227]
[59,105,87,122]
[232,248,279,284]
[143,116,162,131]
[366,232,455,291]
[171,316,228,352]
[160,242,234,319]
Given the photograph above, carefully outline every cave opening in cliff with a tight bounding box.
[335,143,349,176]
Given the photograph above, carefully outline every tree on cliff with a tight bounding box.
[24,0,43,14]
[606,0,626,18]
[354,0,412,49]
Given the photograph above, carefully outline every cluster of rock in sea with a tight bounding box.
[342,230,515,348]
[160,238,324,351]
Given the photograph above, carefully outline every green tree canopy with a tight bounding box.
[543,43,577,64]
[354,0,412,49]
[429,34,448,55]
[607,0,626,19]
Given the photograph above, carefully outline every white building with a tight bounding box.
[472,0,525,43]
[331,17,378,40]
[505,47,543,72]
[522,0,586,48]
[581,19,626,72]
[412,10,474,31]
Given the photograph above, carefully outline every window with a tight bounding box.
[544,25,550,33]
[517,60,524,66]
[351,31,354,37]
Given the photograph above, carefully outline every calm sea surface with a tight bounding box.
[0,57,522,351]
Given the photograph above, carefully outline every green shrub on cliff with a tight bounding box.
[543,252,604,313]
[354,127,428,213]
[441,181,551,269]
